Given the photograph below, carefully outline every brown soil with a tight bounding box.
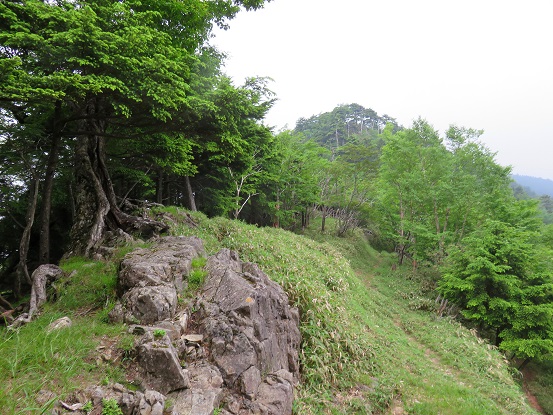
[522,367,546,415]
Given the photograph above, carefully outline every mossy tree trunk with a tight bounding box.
[69,112,167,258]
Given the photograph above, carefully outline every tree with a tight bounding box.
[178,76,274,217]
[438,219,553,363]
[295,103,398,153]
[377,121,514,264]
[325,143,378,235]
[377,120,452,264]
[259,131,330,229]
[0,0,269,258]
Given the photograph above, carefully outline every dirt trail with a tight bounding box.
[522,368,546,415]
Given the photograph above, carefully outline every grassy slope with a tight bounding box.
[0,208,545,414]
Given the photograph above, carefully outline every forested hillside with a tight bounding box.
[1,1,553,414]
[513,175,553,198]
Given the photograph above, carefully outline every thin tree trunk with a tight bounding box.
[38,132,61,264]
[156,169,164,205]
[321,205,327,232]
[16,176,40,297]
[518,357,532,371]
[184,176,197,211]
[0,295,12,310]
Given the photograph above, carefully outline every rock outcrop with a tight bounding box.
[186,248,301,415]
[72,237,300,415]
[109,236,205,325]
[137,331,190,394]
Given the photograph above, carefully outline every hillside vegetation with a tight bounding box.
[2,2,553,413]
[0,209,544,414]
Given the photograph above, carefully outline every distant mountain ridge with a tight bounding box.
[512,174,553,197]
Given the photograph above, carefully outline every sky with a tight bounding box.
[212,0,553,179]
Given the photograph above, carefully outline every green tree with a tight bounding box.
[0,0,269,258]
[295,103,398,153]
[325,143,378,235]
[260,131,330,229]
[438,219,553,363]
[377,120,452,264]
[377,121,514,264]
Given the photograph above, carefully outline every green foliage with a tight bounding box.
[0,0,273,270]
[295,103,398,151]
[191,257,207,269]
[377,120,514,263]
[0,313,125,412]
[55,257,118,313]
[118,334,135,361]
[183,257,208,297]
[153,329,166,339]
[260,131,329,229]
[439,219,553,361]
[102,398,123,415]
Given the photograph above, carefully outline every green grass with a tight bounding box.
[184,256,208,296]
[0,208,545,414]
[161,208,541,414]
[0,250,134,413]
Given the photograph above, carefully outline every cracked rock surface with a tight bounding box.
[190,248,301,415]
[63,238,300,415]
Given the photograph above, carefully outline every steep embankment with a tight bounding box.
[0,208,542,414]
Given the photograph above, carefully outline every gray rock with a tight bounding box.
[99,239,300,415]
[169,362,224,415]
[46,316,72,332]
[121,285,177,325]
[191,249,301,415]
[138,390,165,415]
[111,236,205,325]
[184,334,203,343]
[137,332,190,394]
[119,236,205,291]
[240,366,261,399]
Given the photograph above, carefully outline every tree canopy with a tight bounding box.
[0,0,273,261]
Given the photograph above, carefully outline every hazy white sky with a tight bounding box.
[213,0,553,179]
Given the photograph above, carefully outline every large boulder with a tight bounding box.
[105,239,300,415]
[185,249,301,415]
[109,236,205,324]
[137,331,189,395]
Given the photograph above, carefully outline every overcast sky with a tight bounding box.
[213,0,553,179]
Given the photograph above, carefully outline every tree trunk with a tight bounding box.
[184,176,197,211]
[15,175,40,297]
[38,131,61,264]
[156,169,164,205]
[321,205,327,232]
[0,295,12,311]
[69,131,168,258]
[518,357,532,371]
[397,244,406,266]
